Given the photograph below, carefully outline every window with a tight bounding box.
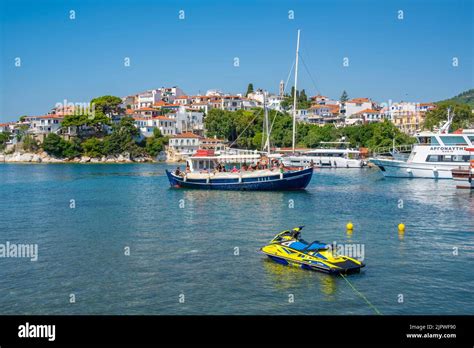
[426,155,469,162]
[439,136,467,145]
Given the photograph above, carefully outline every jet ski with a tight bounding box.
[260,226,365,275]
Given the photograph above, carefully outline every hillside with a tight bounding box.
[438,89,474,108]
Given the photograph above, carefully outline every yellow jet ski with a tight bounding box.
[260,226,365,275]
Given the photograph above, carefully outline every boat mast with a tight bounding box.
[292,29,300,154]
[263,90,271,156]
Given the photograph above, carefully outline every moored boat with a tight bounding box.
[370,111,474,179]
[451,147,474,189]
[260,226,365,275]
[165,149,313,190]
[281,142,365,169]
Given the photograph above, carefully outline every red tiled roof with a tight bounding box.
[135,107,157,112]
[348,98,370,103]
[355,108,380,115]
[171,132,201,139]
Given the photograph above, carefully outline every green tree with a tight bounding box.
[81,138,104,158]
[103,116,143,157]
[42,133,81,158]
[90,95,123,116]
[423,102,473,131]
[0,132,11,151]
[340,90,349,103]
[245,83,254,97]
[22,135,40,152]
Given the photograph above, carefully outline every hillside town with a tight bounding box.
[0,82,446,161]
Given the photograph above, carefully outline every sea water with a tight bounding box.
[0,163,472,314]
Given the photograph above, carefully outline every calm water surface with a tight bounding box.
[0,163,473,315]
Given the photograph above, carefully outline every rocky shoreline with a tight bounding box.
[0,151,156,164]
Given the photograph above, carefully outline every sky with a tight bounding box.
[0,0,473,122]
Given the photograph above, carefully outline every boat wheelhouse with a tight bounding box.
[370,112,474,179]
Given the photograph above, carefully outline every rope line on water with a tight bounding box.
[339,273,382,315]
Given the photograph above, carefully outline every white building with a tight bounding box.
[133,116,176,138]
[168,132,202,157]
[311,95,339,106]
[344,98,374,117]
[137,90,163,108]
[159,86,186,103]
[169,106,204,134]
[348,109,384,124]
[24,115,64,134]
[188,102,210,114]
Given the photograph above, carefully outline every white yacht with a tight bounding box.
[370,115,474,179]
[282,142,365,168]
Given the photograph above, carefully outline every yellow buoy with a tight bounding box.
[346,222,354,230]
[398,223,405,232]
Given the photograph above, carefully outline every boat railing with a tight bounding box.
[372,144,414,158]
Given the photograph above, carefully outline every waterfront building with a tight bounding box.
[344,98,374,117]
[352,109,384,123]
[168,106,204,134]
[389,102,436,135]
[168,132,202,159]
[24,115,64,135]
[307,104,341,125]
[133,116,176,138]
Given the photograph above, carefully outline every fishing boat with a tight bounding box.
[451,147,474,189]
[165,149,313,190]
[165,30,313,190]
[281,142,365,168]
[260,226,365,275]
[370,110,474,179]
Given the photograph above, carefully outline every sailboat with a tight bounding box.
[165,30,314,190]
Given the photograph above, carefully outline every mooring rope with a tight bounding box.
[339,273,382,315]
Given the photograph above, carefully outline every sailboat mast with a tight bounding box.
[292,29,300,154]
[263,90,271,156]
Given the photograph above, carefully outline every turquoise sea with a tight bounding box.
[0,163,473,315]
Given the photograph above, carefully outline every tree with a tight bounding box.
[42,133,81,158]
[423,102,473,131]
[22,135,40,152]
[81,138,105,158]
[143,128,169,157]
[245,83,254,97]
[103,116,143,157]
[340,90,349,103]
[90,95,123,116]
[61,112,111,138]
[0,132,11,151]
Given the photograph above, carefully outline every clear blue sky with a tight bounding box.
[1,0,473,122]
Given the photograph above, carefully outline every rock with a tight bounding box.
[90,158,99,163]
[80,156,91,163]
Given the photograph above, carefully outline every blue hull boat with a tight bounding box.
[165,167,313,191]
